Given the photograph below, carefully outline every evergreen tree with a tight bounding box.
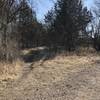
[93,0,100,51]
[45,0,92,51]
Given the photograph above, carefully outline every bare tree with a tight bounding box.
[0,0,27,62]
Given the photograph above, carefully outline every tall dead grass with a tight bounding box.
[0,60,24,81]
[29,53,100,86]
[0,47,99,83]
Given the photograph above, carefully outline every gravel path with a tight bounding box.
[0,64,100,100]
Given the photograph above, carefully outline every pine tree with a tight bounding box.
[45,0,92,51]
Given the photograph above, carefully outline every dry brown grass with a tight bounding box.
[29,54,100,87]
[0,47,99,100]
[0,47,99,84]
[0,60,24,81]
[75,47,97,56]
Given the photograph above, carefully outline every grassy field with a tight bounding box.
[0,47,100,99]
[0,47,99,84]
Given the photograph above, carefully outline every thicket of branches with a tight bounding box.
[0,0,44,62]
[1,0,100,63]
[0,0,20,61]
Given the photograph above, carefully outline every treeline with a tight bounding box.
[0,0,45,62]
[0,0,100,62]
[93,0,100,51]
[44,0,92,51]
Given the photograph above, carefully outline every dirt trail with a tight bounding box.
[0,62,100,100]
